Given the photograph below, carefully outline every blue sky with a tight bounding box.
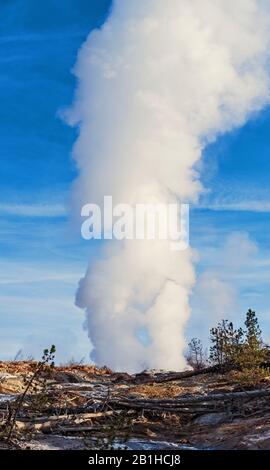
[1,0,270,362]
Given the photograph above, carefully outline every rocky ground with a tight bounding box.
[1,361,270,450]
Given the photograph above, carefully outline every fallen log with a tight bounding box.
[134,361,270,385]
[13,410,122,432]
[18,409,116,424]
[133,364,236,384]
[58,426,105,433]
[108,388,270,411]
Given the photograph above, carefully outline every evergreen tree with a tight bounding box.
[239,309,266,368]
[209,309,267,371]
[245,309,262,346]
[209,320,243,367]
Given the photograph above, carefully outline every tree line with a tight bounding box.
[186,309,270,371]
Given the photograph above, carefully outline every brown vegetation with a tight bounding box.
[1,359,270,450]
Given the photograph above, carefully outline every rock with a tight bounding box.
[115,438,197,450]
[239,428,270,450]
[19,435,85,450]
[194,413,228,425]
[0,393,17,403]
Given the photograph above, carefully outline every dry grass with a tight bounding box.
[130,383,185,398]
[57,364,112,375]
[228,368,270,386]
[0,361,112,395]
[0,361,111,376]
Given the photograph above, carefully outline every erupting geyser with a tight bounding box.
[68,0,270,372]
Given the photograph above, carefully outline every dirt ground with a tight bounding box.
[1,361,270,450]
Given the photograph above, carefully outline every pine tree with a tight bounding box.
[239,309,266,369]
[209,310,268,372]
[209,320,243,367]
[245,309,261,346]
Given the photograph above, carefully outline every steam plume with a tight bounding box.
[69,0,270,372]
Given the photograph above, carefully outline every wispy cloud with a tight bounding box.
[189,231,263,343]
[197,201,270,213]
[0,261,83,286]
[0,203,67,218]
